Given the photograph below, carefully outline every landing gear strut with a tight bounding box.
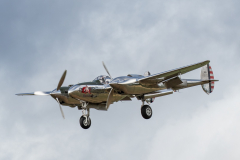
[79,102,91,129]
[141,99,152,119]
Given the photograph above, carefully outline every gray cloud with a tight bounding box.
[0,0,240,159]
[149,83,240,160]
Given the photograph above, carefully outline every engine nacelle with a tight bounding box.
[143,89,173,100]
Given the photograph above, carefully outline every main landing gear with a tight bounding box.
[141,105,152,119]
[141,100,153,119]
[79,102,91,129]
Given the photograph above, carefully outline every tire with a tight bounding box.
[79,116,91,129]
[141,105,152,119]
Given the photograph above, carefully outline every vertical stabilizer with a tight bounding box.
[201,64,215,94]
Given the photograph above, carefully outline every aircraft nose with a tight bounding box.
[68,89,73,95]
[49,89,62,99]
[68,85,80,96]
[50,89,61,95]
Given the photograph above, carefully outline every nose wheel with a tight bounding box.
[141,105,152,119]
[79,116,91,129]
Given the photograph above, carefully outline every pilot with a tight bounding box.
[101,76,106,84]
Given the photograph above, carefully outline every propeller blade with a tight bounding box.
[102,62,112,79]
[56,98,65,119]
[106,88,114,110]
[59,104,65,119]
[57,70,67,91]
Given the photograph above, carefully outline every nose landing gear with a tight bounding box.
[79,102,91,129]
[79,115,91,129]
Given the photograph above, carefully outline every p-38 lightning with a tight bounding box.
[16,60,218,129]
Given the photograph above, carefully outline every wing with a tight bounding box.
[139,60,210,85]
[16,91,51,96]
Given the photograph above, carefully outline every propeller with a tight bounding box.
[102,62,112,79]
[55,70,67,119]
[106,88,114,110]
[102,62,136,110]
[56,98,65,119]
[57,70,67,91]
[102,62,116,110]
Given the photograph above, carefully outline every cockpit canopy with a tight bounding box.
[93,75,111,84]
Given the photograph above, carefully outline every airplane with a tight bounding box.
[16,60,218,129]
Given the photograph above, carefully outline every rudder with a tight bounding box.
[201,64,215,94]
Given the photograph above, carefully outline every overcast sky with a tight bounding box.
[0,0,240,159]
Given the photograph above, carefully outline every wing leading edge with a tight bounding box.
[139,60,210,84]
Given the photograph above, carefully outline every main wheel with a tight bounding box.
[79,116,91,129]
[141,105,152,119]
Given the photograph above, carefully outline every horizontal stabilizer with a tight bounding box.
[16,91,51,96]
[201,79,219,83]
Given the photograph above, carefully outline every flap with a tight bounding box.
[164,77,183,88]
